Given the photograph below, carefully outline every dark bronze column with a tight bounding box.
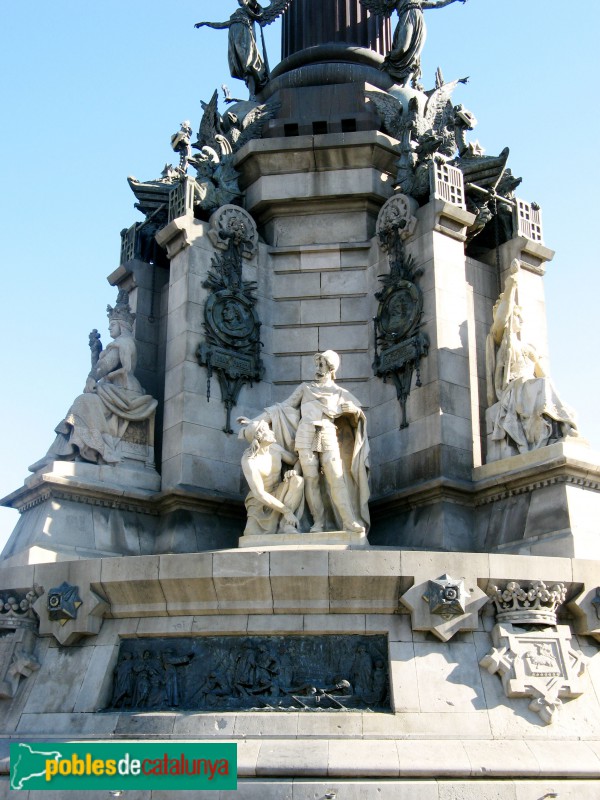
[282,0,391,59]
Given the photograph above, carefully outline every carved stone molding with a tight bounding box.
[373,193,428,429]
[488,581,567,627]
[197,207,263,434]
[400,571,488,643]
[33,583,108,647]
[480,623,588,725]
[475,473,600,506]
[6,483,161,517]
[0,585,43,699]
[568,586,600,643]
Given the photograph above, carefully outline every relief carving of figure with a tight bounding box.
[111,652,134,708]
[232,642,259,696]
[524,643,561,677]
[162,649,194,708]
[245,351,370,534]
[195,1,293,98]
[30,291,157,471]
[359,0,466,87]
[351,643,373,696]
[486,259,578,454]
[132,650,155,708]
[193,670,230,707]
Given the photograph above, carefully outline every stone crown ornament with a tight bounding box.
[0,586,43,629]
[107,289,136,329]
[490,581,567,626]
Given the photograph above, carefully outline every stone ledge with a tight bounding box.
[2,775,600,800]
[473,440,600,501]
[1,734,598,779]
[235,130,399,182]
[0,549,591,619]
[1,464,161,515]
[238,531,368,549]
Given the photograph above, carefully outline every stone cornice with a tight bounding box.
[0,548,590,622]
[1,475,245,520]
[1,474,160,517]
[473,441,600,506]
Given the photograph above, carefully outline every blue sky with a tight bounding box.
[1,1,598,545]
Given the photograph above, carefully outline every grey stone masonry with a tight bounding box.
[0,549,599,794]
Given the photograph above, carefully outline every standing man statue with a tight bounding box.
[245,351,370,534]
[359,0,467,88]
[195,1,294,98]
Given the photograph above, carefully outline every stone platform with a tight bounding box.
[238,530,369,548]
[0,548,598,797]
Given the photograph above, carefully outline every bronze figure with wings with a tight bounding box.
[359,0,466,87]
[195,0,294,98]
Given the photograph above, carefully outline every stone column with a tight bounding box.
[154,214,272,552]
[369,198,478,550]
[282,0,391,57]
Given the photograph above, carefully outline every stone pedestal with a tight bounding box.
[0,461,160,566]
[0,549,598,798]
[238,530,369,548]
[474,439,600,558]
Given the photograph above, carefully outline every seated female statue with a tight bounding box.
[30,291,157,470]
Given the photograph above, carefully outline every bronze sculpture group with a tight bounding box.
[195,0,468,97]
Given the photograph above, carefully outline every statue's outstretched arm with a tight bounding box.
[422,0,466,9]
[490,261,520,346]
[279,446,300,470]
[195,20,231,30]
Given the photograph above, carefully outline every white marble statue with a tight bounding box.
[244,351,370,534]
[486,259,578,454]
[238,419,304,536]
[30,291,157,470]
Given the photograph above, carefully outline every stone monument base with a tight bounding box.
[0,548,598,797]
[474,439,600,558]
[238,530,369,548]
[0,460,161,566]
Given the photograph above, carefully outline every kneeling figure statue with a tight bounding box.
[238,418,305,536]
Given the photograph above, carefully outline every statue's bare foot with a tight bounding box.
[345,522,365,535]
[309,522,324,533]
[279,523,299,535]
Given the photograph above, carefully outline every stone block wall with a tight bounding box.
[0,550,598,796]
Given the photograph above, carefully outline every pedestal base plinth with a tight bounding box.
[238,529,369,549]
